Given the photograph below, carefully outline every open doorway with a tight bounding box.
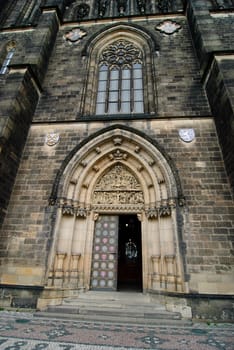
[117,214,142,292]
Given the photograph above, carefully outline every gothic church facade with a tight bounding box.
[0,0,233,320]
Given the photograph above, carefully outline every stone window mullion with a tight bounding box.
[106,68,111,113]
[118,67,122,112]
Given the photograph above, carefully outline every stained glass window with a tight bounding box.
[96,40,144,115]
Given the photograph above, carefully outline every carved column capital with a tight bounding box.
[76,207,88,218]
[145,207,158,219]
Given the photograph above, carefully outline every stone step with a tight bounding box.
[47,304,180,319]
[62,300,165,310]
[36,291,192,326]
[68,291,151,302]
[35,311,192,327]
[62,291,163,309]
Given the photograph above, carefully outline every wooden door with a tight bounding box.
[90,215,119,290]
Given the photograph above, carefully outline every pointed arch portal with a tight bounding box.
[47,126,186,294]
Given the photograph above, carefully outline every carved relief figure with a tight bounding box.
[93,164,144,205]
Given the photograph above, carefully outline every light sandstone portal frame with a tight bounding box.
[47,126,187,296]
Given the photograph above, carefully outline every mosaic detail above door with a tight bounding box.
[90,215,119,290]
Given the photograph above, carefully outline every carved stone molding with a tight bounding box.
[45,133,60,146]
[70,179,77,185]
[117,0,127,16]
[159,205,171,217]
[95,147,101,154]
[108,149,128,161]
[93,164,144,207]
[76,4,90,19]
[136,0,146,14]
[80,160,87,167]
[62,205,75,216]
[137,166,144,172]
[113,137,123,146]
[156,20,181,35]
[134,146,141,153]
[148,158,155,166]
[137,213,143,221]
[145,198,176,219]
[99,40,142,67]
[145,207,158,219]
[59,199,89,218]
[92,204,144,212]
[93,212,99,221]
[93,166,100,172]
[97,0,109,17]
[63,27,87,44]
[76,207,88,218]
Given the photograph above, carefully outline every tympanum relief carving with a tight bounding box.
[93,164,144,206]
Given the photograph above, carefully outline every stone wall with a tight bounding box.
[186,0,234,193]
[1,119,233,293]
[0,7,59,227]
[34,16,210,122]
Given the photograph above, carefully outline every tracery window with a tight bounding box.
[96,40,144,115]
[0,43,15,75]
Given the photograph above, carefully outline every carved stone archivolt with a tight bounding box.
[48,129,186,294]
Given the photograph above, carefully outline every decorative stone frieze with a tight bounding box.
[92,203,144,212]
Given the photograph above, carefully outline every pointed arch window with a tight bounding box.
[96,40,144,115]
[0,44,15,75]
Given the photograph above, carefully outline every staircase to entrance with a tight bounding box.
[37,291,192,326]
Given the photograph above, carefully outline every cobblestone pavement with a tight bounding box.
[0,311,233,349]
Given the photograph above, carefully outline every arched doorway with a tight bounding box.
[47,126,186,295]
[118,214,142,291]
[90,213,142,292]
